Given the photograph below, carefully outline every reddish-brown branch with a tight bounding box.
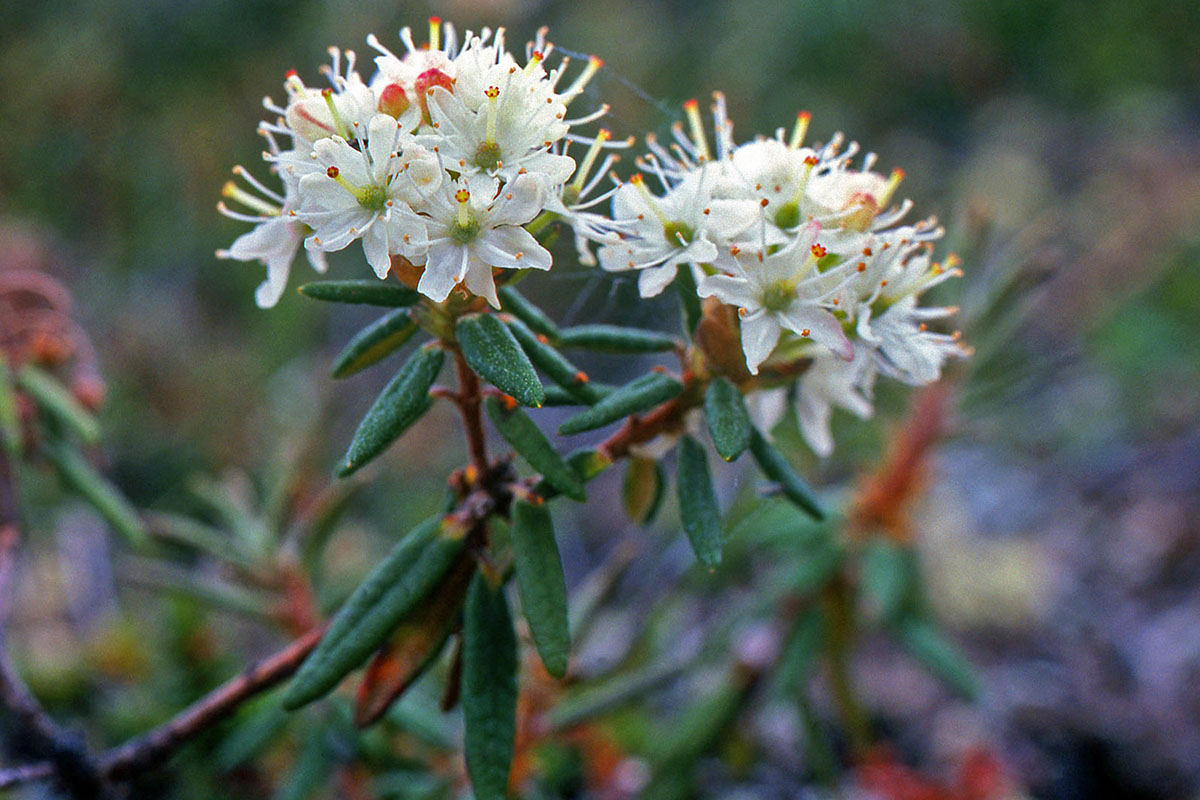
[597,389,693,462]
[451,347,489,476]
[101,626,325,781]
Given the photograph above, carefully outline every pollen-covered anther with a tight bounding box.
[730,246,740,256]
[760,198,770,207]
[790,110,812,149]
[801,329,810,337]
[810,244,827,258]
[804,155,819,166]
[738,307,748,318]
[484,85,501,100]
[856,262,867,272]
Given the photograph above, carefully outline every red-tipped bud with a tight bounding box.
[377,83,410,119]
[414,68,454,125]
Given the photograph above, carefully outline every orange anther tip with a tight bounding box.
[683,98,699,109]
[760,198,770,207]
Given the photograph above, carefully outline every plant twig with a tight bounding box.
[451,347,489,476]
[101,625,325,781]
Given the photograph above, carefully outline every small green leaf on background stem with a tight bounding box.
[456,313,544,408]
[511,500,571,679]
[462,572,518,800]
[676,435,724,569]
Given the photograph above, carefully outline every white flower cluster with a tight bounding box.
[597,95,967,456]
[218,19,613,308]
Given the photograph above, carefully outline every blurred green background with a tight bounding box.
[2,0,1199,796]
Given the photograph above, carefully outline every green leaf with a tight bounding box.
[747,429,824,520]
[542,382,613,406]
[16,365,99,444]
[485,397,585,501]
[339,345,444,477]
[675,435,724,569]
[283,516,464,709]
[0,358,21,459]
[331,309,419,378]
[894,619,980,700]
[506,317,603,404]
[557,324,677,354]
[703,378,752,461]
[44,441,148,549]
[462,572,518,800]
[673,267,703,337]
[498,286,560,341]
[456,313,544,408]
[299,280,420,307]
[511,501,570,679]
[622,456,664,526]
[535,448,613,500]
[558,372,682,435]
[860,539,914,624]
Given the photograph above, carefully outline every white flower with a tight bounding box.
[696,223,853,374]
[597,170,757,298]
[856,297,964,385]
[296,114,438,277]
[421,67,575,183]
[415,172,553,307]
[217,167,328,309]
[546,129,629,266]
[795,349,877,457]
[280,49,377,144]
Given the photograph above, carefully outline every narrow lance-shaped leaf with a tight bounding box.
[748,429,825,520]
[354,554,475,727]
[283,516,465,709]
[506,317,603,404]
[894,619,980,700]
[558,372,683,435]
[44,441,148,549]
[622,456,665,526]
[0,357,21,459]
[704,377,752,461]
[456,313,544,408]
[339,345,444,477]
[299,280,420,307]
[484,397,585,501]
[462,572,518,800]
[676,435,724,569]
[860,538,914,624]
[511,500,570,678]
[498,285,560,341]
[557,324,678,354]
[17,365,99,444]
[541,382,614,407]
[331,309,419,379]
[534,448,613,500]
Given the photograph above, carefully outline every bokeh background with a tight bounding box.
[2,0,1199,797]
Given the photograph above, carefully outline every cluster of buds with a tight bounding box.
[598,96,969,455]
[218,18,615,308]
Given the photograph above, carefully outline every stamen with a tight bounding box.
[563,55,603,103]
[879,168,905,207]
[221,181,280,216]
[683,99,711,162]
[429,16,442,51]
[789,111,812,149]
[524,51,544,76]
[569,129,611,196]
[321,88,351,139]
[455,189,471,227]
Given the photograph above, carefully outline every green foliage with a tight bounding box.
[703,378,752,462]
[43,440,149,548]
[511,500,571,679]
[676,435,724,569]
[559,373,683,435]
[17,365,100,444]
[330,309,419,379]
[622,455,665,526]
[299,280,421,307]
[456,313,545,408]
[283,516,465,709]
[462,572,519,800]
[506,316,604,405]
[748,429,825,520]
[498,286,561,341]
[338,345,444,477]
[484,397,585,501]
[557,325,678,354]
